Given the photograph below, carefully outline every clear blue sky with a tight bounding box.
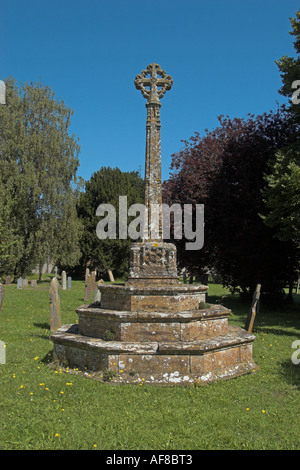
[1,0,299,183]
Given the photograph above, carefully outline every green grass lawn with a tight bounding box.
[0,277,299,450]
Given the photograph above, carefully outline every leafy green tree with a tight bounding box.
[76,167,144,279]
[276,9,300,120]
[0,77,82,279]
[163,108,298,297]
[262,149,300,248]
[262,9,300,292]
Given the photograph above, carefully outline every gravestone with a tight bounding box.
[0,340,5,364]
[93,279,104,305]
[22,278,28,288]
[84,273,92,302]
[61,271,67,290]
[17,278,22,289]
[51,64,257,385]
[0,282,4,314]
[54,266,58,278]
[50,277,61,333]
[31,280,37,288]
[108,269,114,283]
[245,284,261,333]
[5,276,11,286]
[67,276,72,290]
[0,80,6,105]
[91,270,96,292]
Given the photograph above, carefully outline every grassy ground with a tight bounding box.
[0,276,299,450]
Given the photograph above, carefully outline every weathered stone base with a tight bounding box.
[75,304,230,341]
[99,284,207,312]
[51,324,257,385]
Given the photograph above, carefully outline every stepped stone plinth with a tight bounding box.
[50,64,257,384]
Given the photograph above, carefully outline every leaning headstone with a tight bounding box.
[245,284,261,333]
[67,276,72,290]
[5,276,11,286]
[50,277,61,333]
[0,282,4,314]
[31,280,37,288]
[93,279,104,305]
[61,271,67,290]
[108,269,114,282]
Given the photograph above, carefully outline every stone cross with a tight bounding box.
[134,63,173,240]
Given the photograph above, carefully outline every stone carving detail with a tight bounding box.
[128,242,177,280]
[134,63,173,103]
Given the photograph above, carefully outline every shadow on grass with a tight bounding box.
[34,322,50,330]
[207,291,300,334]
[41,349,54,365]
[280,360,300,390]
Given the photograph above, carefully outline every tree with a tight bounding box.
[261,9,300,292]
[0,77,82,279]
[76,167,144,279]
[276,9,300,120]
[163,107,299,296]
[262,149,300,249]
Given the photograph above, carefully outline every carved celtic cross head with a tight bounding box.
[134,63,173,104]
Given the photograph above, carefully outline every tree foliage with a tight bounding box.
[163,107,299,294]
[76,167,144,279]
[0,77,82,278]
[262,9,300,276]
[262,149,300,249]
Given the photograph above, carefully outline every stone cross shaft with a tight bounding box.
[134,64,173,240]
